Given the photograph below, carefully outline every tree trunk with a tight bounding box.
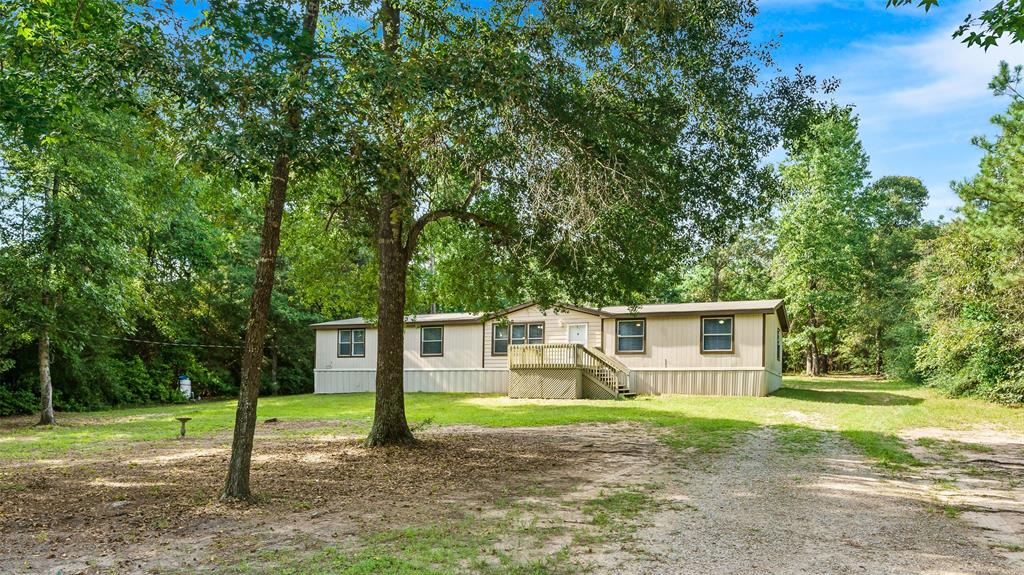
[37,170,59,426]
[221,0,320,501]
[874,325,883,376]
[364,0,415,448]
[365,201,415,447]
[710,252,722,301]
[806,303,821,377]
[37,328,55,425]
[222,154,290,500]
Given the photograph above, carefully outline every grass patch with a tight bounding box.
[915,437,995,460]
[990,543,1024,552]
[659,419,756,454]
[928,504,962,519]
[774,425,827,455]
[930,477,959,491]
[206,519,582,575]
[841,430,920,469]
[3,376,1021,472]
[584,489,657,525]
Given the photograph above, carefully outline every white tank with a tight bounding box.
[178,375,193,400]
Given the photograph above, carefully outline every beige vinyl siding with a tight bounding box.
[602,313,764,369]
[483,305,602,369]
[315,324,483,370]
[403,323,483,369]
[763,313,782,376]
[316,328,377,370]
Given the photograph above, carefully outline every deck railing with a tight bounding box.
[508,343,630,397]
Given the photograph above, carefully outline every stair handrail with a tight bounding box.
[586,346,630,376]
[577,345,630,396]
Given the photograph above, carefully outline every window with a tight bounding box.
[527,323,544,344]
[494,322,543,355]
[420,326,444,356]
[701,317,733,353]
[776,327,782,363]
[510,324,526,346]
[492,324,509,355]
[338,329,365,357]
[616,319,645,353]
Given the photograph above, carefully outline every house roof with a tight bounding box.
[309,312,484,329]
[311,299,789,332]
[599,299,788,332]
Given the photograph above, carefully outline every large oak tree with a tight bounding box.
[285,0,825,446]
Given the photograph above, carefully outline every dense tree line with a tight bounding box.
[0,0,324,417]
[669,69,1023,404]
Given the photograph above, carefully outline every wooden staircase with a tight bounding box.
[508,343,634,399]
[583,345,634,398]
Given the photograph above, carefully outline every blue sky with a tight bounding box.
[754,0,1023,220]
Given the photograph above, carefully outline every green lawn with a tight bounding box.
[2,377,1021,465]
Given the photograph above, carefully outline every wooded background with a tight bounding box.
[1,0,1022,419]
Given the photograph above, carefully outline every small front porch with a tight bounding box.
[507,343,634,399]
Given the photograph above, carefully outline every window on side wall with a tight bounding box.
[338,328,366,357]
[492,324,509,355]
[776,327,782,363]
[616,319,645,353]
[701,317,733,353]
[420,326,444,356]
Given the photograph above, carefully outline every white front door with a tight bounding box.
[567,323,588,346]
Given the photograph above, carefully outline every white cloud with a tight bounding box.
[843,27,1023,118]
[798,11,1023,220]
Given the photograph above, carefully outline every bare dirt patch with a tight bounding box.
[0,422,665,574]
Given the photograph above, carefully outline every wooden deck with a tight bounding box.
[507,343,633,399]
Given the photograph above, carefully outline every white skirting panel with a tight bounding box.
[631,369,769,397]
[314,369,508,394]
[765,371,782,394]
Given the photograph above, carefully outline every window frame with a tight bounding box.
[337,328,366,358]
[700,315,735,354]
[776,327,782,363]
[615,319,646,354]
[526,322,544,345]
[492,322,544,355]
[419,325,444,357]
[492,323,510,356]
[510,323,527,346]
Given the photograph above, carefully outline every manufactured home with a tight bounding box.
[312,300,788,398]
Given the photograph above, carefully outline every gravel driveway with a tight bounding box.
[619,428,1015,575]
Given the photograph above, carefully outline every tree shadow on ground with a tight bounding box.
[774,388,923,406]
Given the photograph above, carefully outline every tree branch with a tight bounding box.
[404,175,508,261]
[404,171,487,257]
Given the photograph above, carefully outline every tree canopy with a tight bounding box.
[914,76,1024,403]
[271,0,831,445]
[887,0,1024,48]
